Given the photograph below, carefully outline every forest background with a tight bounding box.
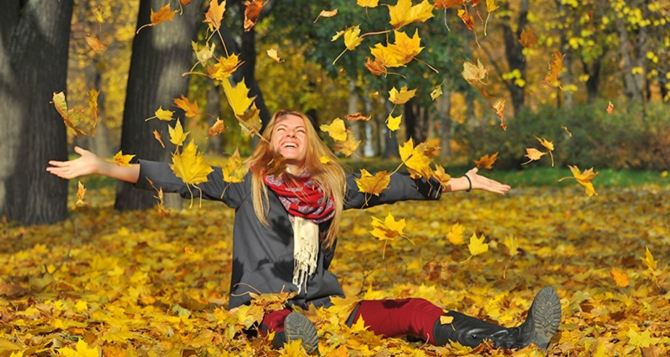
[1,0,669,356]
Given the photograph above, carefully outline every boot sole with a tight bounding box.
[529,287,562,350]
[284,312,319,354]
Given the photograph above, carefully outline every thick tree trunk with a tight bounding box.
[0,0,73,225]
[501,0,528,115]
[616,17,645,102]
[115,0,203,211]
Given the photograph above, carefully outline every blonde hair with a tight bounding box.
[246,110,347,248]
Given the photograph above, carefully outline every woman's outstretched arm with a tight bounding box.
[47,146,140,183]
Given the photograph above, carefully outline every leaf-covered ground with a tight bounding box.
[1,184,669,356]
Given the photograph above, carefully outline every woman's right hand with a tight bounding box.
[47,146,104,180]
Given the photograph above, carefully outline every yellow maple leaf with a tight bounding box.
[357,0,379,7]
[430,85,443,100]
[192,41,216,65]
[440,315,454,325]
[370,30,423,68]
[150,4,176,26]
[474,152,498,170]
[320,118,347,142]
[208,53,242,81]
[389,86,416,105]
[642,247,657,271]
[76,181,86,207]
[52,90,99,136]
[174,96,201,119]
[171,141,213,185]
[565,165,598,197]
[536,136,555,166]
[386,113,402,131]
[522,148,546,165]
[627,328,659,349]
[280,339,306,356]
[503,235,519,256]
[371,213,406,241]
[111,151,135,167]
[154,106,174,121]
[319,155,332,164]
[388,0,434,29]
[58,339,100,357]
[350,315,368,333]
[432,165,451,191]
[204,0,226,31]
[355,169,391,196]
[447,223,465,245]
[610,267,629,288]
[221,78,262,134]
[266,48,282,62]
[399,138,432,179]
[343,25,364,50]
[462,59,488,85]
[168,120,189,147]
[334,131,361,156]
[223,148,247,183]
[416,138,441,158]
[468,233,488,256]
[486,0,499,12]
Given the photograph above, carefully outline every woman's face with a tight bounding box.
[270,114,308,165]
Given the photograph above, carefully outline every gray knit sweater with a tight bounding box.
[134,160,443,309]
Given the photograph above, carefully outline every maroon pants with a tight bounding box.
[259,298,443,344]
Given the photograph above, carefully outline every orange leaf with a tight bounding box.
[208,118,225,136]
[85,35,107,54]
[365,57,387,76]
[607,101,614,114]
[244,0,264,31]
[610,267,629,288]
[173,96,201,119]
[153,130,166,148]
[204,0,226,31]
[151,4,177,26]
[434,0,464,9]
[492,99,506,130]
[519,27,538,48]
[345,112,372,122]
[457,9,475,31]
[544,52,564,87]
[474,152,498,169]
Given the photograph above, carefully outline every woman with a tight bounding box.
[47,110,561,354]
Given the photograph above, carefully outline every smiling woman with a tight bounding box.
[46,109,559,354]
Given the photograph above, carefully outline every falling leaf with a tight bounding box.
[192,41,216,65]
[536,136,555,167]
[169,120,189,147]
[171,141,213,185]
[266,48,282,62]
[474,152,498,169]
[544,52,564,87]
[519,27,538,48]
[522,148,546,165]
[562,165,598,197]
[174,96,201,119]
[642,247,657,271]
[208,118,225,136]
[432,165,451,191]
[370,30,424,68]
[462,59,488,85]
[150,4,177,26]
[357,0,379,7]
[153,130,166,148]
[320,118,348,142]
[492,99,506,130]
[607,101,614,114]
[486,0,499,12]
[111,151,135,167]
[204,0,226,31]
[355,169,391,196]
[221,78,261,134]
[457,9,475,31]
[52,90,99,136]
[562,125,573,138]
[85,35,107,54]
[440,315,454,325]
[365,57,387,76]
[315,9,338,22]
[468,233,489,256]
[345,112,371,122]
[244,0,264,31]
[447,224,465,245]
[370,213,406,241]
[434,0,464,9]
[389,86,416,105]
[386,113,402,131]
[343,25,364,50]
[503,235,519,256]
[388,0,434,29]
[399,138,432,179]
[610,267,629,288]
[223,148,247,183]
[154,107,174,121]
[430,86,443,100]
[334,131,361,157]
[76,181,86,207]
[208,54,243,81]
[319,156,332,164]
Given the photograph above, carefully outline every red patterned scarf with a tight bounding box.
[263,173,335,224]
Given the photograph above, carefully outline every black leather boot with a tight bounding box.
[434,287,561,350]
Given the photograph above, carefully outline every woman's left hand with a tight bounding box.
[465,167,511,194]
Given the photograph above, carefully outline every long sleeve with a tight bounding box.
[133,159,248,209]
[343,172,443,210]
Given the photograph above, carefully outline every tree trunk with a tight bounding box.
[206,84,223,154]
[582,59,601,102]
[616,17,645,102]
[438,90,452,160]
[115,0,203,211]
[0,0,73,225]
[382,100,399,159]
[500,0,529,115]
[239,11,271,129]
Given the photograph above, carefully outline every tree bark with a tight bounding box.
[500,0,529,115]
[114,0,203,211]
[0,0,74,225]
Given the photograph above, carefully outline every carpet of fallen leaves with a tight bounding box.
[1,184,669,356]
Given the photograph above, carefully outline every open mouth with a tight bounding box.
[282,142,298,149]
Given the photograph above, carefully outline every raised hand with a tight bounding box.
[465,167,511,195]
[46,146,103,180]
